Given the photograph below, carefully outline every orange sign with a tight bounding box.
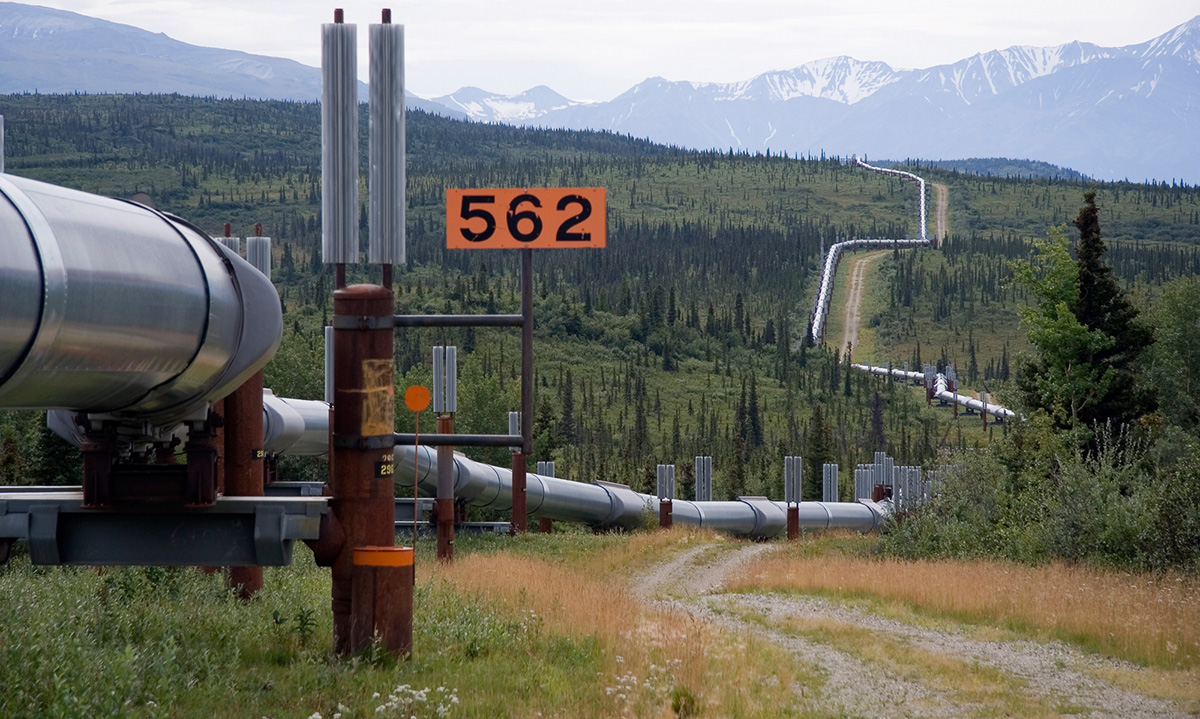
[404,385,431,413]
[446,188,606,249]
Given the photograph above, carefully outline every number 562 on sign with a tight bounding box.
[446,188,606,249]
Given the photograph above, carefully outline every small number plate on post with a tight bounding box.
[446,188,606,249]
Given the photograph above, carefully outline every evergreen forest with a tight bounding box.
[2,93,1199,567]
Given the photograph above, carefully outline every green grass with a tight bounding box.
[0,530,826,719]
[0,548,608,719]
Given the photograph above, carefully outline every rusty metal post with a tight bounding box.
[436,414,455,562]
[659,499,672,529]
[512,248,533,533]
[350,546,413,657]
[213,398,226,496]
[539,517,553,533]
[330,284,396,655]
[511,453,527,533]
[787,505,799,541]
[224,370,265,598]
[183,413,219,508]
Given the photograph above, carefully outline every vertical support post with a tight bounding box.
[513,248,533,533]
[784,456,800,540]
[436,413,454,563]
[183,414,219,508]
[350,546,413,657]
[224,371,265,598]
[537,461,554,533]
[657,464,674,529]
[330,284,396,655]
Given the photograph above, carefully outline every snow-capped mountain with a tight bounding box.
[1,0,1194,183]
[431,17,1200,183]
[431,85,578,123]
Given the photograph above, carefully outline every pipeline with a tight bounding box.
[809,237,930,345]
[244,392,888,538]
[852,158,928,244]
[394,444,887,538]
[852,362,1017,420]
[0,174,282,440]
[809,159,934,346]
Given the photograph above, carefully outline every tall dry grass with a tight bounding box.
[726,553,1200,668]
[428,535,805,717]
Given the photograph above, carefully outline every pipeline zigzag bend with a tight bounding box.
[812,159,1016,421]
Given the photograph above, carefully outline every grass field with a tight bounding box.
[725,533,1200,670]
[3,528,1197,718]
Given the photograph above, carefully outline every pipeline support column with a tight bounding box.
[436,414,455,562]
[224,371,265,598]
[330,284,396,655]
[513,248,534,533]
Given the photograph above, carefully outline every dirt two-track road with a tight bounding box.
[633,543,1195,719]
[837,182,950,360]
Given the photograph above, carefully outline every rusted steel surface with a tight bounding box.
[511,452,527,533]
[224,372,265,598]
[436,414,454,562]
[659,500,673,529]
[350,546,413,657]
[787,505,799,541]
[330,284,396,654]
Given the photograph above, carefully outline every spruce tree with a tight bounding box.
[1071,190,1155,430]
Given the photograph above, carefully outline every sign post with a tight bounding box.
[445,187,605,532]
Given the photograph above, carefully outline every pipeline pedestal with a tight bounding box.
[511,452,527,533]
[436,414,455,562]
[224,371,265,598]
[330,284,396,655]
[350,546,413,657]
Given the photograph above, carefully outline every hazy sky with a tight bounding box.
[33,0,1200,101]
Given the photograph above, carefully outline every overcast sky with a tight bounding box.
[33,0,1200,101]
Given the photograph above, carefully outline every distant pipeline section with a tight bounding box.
[811,163,1014,419]
[809,159,934,346]
[395,444,888,538]
[0,174,282,448]
[809,238,930,345]
[853,362,1017,420]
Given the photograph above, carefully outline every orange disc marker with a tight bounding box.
[404,385,431,412]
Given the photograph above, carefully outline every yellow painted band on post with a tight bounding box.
[353,546,415,567]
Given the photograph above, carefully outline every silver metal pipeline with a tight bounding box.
[852,363,926,383]
[0,174,282,428]
[853,158,927,243]
[810,237,930,344]
[248,403,886,537]
[810,160,935,345]
[394,443,886,538]
[852,362,1017,419]
[252,398,886,536]
[932,372,1017,419]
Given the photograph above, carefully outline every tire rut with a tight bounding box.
[630,543,1194,718]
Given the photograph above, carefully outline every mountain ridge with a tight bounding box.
[430,16,1199,182]
[0,2,460,116]
[0,2,1194,182]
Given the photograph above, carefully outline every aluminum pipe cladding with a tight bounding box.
[0,175,282,424]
